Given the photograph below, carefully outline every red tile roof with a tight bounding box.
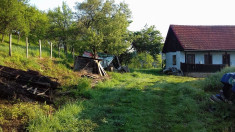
[171,25,235,51]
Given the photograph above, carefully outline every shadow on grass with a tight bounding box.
[70,80,233,131]
[28,74,235,131]
[131,68,164,76]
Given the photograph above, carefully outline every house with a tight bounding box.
[162,25,235,72]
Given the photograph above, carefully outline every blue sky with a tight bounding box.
[29,0,235,38]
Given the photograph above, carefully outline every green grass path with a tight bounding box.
[28,69,234,131]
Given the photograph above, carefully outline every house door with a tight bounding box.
[223,54,230,66]
[186,54,195,64]
[204,54,212,64]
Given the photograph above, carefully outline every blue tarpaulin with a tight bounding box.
[221,73,235,92]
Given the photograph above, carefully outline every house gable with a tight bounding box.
[164,25,235,51]
[162,26,184,53]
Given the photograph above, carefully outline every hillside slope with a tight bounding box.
[0,35,80,86]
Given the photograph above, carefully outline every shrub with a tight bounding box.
[200,67,235,92]
[0,102,52,127]
[129,53,154,69]
[70,78,92,98]
[27,103,97,132]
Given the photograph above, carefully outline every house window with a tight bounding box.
[204,54,212,64]
[173,55,176,65]
[186,54,195,64]
[223,54,230,66]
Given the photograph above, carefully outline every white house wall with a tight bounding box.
[165,51,184,69]
[230,53,235,66]
[165,51,235,70]
[183,51,235,65]
[228,52,235,66]
[211,52,222,64]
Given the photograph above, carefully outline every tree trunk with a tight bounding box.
[17,33,21,44]
[50,42,53,59]
[93,48,97,59]
[9,34,12,56]
[64,43,67,56]
[72,47,75,59]
[116,56,121,68]
[58,43,60,58]
[39,40,42,58]
[26,37,28,58]
[1,34,5,43]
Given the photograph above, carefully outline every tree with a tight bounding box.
[132,25,163,59]
[75,0,132,58]
[0,0,26,42]
[28,8,49,43]
[47,2,73,55]
[129,52,154,69]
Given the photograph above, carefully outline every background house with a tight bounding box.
[162,25,235,72]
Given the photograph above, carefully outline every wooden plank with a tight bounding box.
[26,37,28,58]
[39,40,42,58]
[33,88,37,94]
[50,42,53,59]
[9,34,12,56]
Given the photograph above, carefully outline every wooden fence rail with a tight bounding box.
[181,63,226,72]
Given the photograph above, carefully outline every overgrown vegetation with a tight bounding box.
[25,69,234,131]
[0,101,53,131]
[129,52,155,69]
[0,13,234,131]
[201,67,235,92]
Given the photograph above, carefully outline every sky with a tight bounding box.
[29,0,235,38]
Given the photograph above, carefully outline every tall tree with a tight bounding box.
[0,0,26,42]
[28,8,49,43]
[132,25,163,59]
[75,0,132,58]
[47,2,73,55]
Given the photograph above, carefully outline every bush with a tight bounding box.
[71,78,92,98]
[27,103,97,132]
[129,53,154,69]
[200,67,235,92]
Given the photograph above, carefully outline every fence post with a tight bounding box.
[50,42,52,59]
[39,40,42,58]
[26,37,28,58]
[9,33,12,56]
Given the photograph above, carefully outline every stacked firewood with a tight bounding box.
[0,65,59,103]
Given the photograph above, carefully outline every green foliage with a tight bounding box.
[0,102,52,127]
[76,0,132,57]
[51,69,233,131]
[129,53,154,69]
[28,8,49,41]
[47,2,73,53]
[27,103,97,132]
[0,35,80,86]
[201,67,235,91]
[70,78,93,99]
[0,0,25,34]
[0,0,49,43]
[132,25,163,59]
[156,54,162,67]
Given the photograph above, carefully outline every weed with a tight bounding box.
[27,103,97,132]
[201,67,235,92]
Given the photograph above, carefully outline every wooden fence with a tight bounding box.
[181,63,226,72]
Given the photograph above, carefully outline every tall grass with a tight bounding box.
[27,103,97,132]
[0,102,53,131]
[0,34,79,86]
[200,67,235,92]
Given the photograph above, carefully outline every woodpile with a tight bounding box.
[74,56,107,76]
[0,65,59,103]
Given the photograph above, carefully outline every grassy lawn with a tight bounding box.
[0,35,234,131]
[27,69,234,131]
